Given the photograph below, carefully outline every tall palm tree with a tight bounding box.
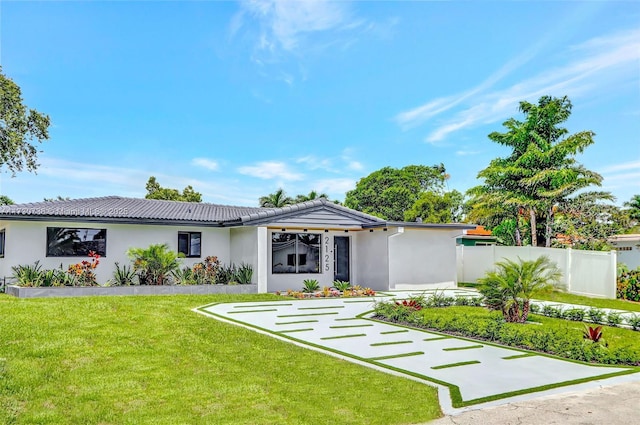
[259,189,294,208]
[294,190,329,203]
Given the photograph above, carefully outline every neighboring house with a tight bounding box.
[456,225,497,246]
[608,234,640,270]
[0,197,474,292]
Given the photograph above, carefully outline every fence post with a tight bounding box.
[565,248,572,293]
[609,250,617,299]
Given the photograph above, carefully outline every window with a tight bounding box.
[178,232,201,257]
[618,246,633,251]
[272,232,320,274]
[47,227,107,257]
[0,229,5,258]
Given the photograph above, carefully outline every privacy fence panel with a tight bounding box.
[457,245,616,299]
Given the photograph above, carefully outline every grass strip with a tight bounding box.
[298,306,345,310]
[334,317,360,321]
[423,336,451,342]
[370,340,412,347]
[502,353,537,360]
[228,308,278,314]
[442,345,484,352]
[320,333,367,340]
[330,324,374,329]
[277,312,339,318]
[343,300,378,303]
[275,320,319,325]
[369,351,424,361]
[431,360,480,370]
[233,303,292,308]
[278,328,314,334]
[380,329,409,335]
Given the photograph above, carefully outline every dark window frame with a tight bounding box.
[46,227,107,257]
[178,231,202,258]
[0,229,5,258]
[271,232,320,274]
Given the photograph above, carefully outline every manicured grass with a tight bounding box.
[533,290,640,312]
[0,294,441,425]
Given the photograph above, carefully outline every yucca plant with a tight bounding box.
[478,256,563,323]
[12,261,44,287]
[234,263,253,285]
[113,262,138,286]
[171,266,198,285]
[302,279,320,293]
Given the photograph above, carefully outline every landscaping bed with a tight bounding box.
[5,283,258,298]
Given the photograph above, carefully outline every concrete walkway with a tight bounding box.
[196,289,639,414]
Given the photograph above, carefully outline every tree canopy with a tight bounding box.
[145,176,202,202]
[0,195,14,205]
[259,188,294,208]
[403,190,464,223]
[468,96,610,247]
[344,164,449,221]
[0,67,51,175]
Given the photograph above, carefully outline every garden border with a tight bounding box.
[6,284,257,298]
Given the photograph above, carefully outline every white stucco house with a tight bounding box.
[609,234,640,270]
[0,196,474,292]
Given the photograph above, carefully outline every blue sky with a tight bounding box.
[1,1,639,207]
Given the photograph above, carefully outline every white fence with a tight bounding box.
[456,245,617,299]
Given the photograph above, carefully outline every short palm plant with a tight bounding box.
[127,244,182,285]
[478,256,562,323]
[302,279,320,293]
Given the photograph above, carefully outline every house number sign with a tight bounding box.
[324,236,331,272]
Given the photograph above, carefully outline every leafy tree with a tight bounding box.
[294,190,328,203]
[145,176,202,202]
[44,196,70,202]
[470,96,608,247]
[404,190,464,223]
[259,188,294,208]
[0,195,14,205]
[625,195,640,222]
[0,67,51,175]
[478,256,563,323]
[344,164,448,221]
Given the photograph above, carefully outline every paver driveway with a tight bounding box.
[197,290,634,408]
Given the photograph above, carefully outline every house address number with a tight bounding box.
[324,236,331,272]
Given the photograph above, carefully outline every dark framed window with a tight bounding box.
[272,232,320,274]
[178,232,201,257]
[0,229,5,258]
[46,227,107,257]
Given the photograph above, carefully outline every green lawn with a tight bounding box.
[0,294,441,425]
[532,290,640,312]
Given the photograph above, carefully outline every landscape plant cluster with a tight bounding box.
[276,279,376,298]
[616,266,640,302]
[11,251,102,287]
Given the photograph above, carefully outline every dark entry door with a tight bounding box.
[334,236,350,282]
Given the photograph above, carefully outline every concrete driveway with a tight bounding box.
[196,290,638,413]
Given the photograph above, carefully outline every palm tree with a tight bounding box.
[625,195,640,222]
[259,189,294,208]
[294,190,329,203]
[478,256,563,323]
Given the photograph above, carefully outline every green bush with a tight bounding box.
[542,305,564,319]
[127,244,182,285]
[617,269,640,301]
[607,312,623,327]
[563,308,586,322]
[587,308,606,324]
[374,305,640,366]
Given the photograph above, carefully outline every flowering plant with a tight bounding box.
[67,251,100,286]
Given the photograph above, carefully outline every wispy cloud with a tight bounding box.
[395,28,640,143]
[192,157,219,171]
[599,159,640,174]
[237,160,304,180]
[313,178,356,195]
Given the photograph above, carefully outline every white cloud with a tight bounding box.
[313,178,356,195]
[599,159,640,174]
[192,157,219,171]
[456,150,481,156]
[237,160,304,180]
[395,28,640,143]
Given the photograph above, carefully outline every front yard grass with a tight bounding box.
[0,294,441,425]
[532,290,640,312]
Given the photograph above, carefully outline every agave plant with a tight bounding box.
[12,261,44,287]
[302,279,320,293]
[234,263,253,285]
[113,262,138,286]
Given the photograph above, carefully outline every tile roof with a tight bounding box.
[0,196,266,224]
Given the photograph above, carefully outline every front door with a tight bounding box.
[334,236,350,282]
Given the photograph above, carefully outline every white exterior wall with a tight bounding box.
[0,220,231,285]
[613,240,640,270]
[352,229,390,291]
[230,227,259,285]
[388,227,459,289]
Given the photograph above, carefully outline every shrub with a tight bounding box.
[542,305,564,319]
[427,290,455,307]
[127,244,182,285]
[172,266,198,285]
[12,261,44,287]
[617,269,640,302]
[234,263,254,285]
[67,251,101,286]
[587,308,605,324]
[216,264,237,285]
[563,308,586,322]
[628,314,640,331]
[332,280,351,292]
[606,312,623,327]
